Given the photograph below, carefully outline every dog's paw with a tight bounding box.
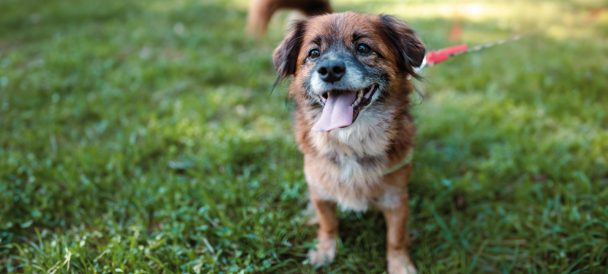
[387,255,417,274]
[308,239,336,267]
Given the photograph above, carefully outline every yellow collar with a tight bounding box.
[383,150,414,176]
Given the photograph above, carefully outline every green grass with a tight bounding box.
[1,0,607,273]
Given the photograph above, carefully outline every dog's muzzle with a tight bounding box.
[312,84,378,132]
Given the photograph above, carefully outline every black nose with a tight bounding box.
[317,60,346,83]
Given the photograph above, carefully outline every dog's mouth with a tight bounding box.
[312,84,378,132]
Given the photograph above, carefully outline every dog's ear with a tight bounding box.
[273,21,306,79]
[379,15,426,76]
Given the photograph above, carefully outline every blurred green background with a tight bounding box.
[1,0,607,273]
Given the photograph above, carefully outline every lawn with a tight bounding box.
[1,0,607,273]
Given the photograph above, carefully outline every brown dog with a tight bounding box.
[247,0,332,37]
[273,12,425,274]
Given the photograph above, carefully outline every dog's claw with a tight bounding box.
[308,239,336,267]
[387,255,417,274]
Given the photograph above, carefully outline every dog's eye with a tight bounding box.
[356,43,372,55]
[308,49,320,59]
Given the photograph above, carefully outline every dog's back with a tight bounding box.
[247,0,332,37]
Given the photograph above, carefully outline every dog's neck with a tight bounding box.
[308,104,394,159]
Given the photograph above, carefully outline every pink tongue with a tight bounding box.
[312,91,357,132]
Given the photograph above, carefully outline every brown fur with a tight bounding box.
[273,12,424,274]
[247,0,332,37]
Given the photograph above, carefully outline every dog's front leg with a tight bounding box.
[382,192,417,274]
[307,193,338,267]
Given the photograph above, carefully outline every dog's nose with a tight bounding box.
[317,60,346,83]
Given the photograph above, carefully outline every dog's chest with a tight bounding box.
[312,115,391,183]
[306,113,395,210]
[331,152,385,185]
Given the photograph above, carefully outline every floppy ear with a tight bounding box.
[379,15,426,76]
[273,21,306,79]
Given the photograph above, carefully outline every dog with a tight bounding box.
[247,0,332,37]
[273,12,425,274]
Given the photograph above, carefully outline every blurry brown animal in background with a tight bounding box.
[247,0,332,37]
[273,12,425,274]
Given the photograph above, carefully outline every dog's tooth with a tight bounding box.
[352,90,363,107]
[364,85,375,99]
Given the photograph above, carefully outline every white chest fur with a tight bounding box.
[306,108,398,211]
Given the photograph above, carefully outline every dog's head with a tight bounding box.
[273,12,425,132]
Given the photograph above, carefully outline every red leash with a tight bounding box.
[415,35,524,73]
